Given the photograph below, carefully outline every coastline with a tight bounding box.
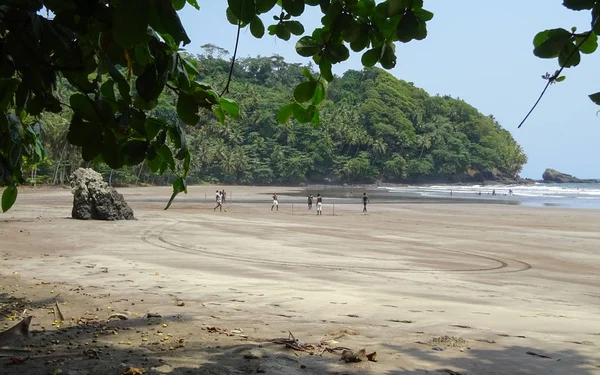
[1,186,600,374]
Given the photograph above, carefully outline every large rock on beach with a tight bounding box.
[69,168,135,220]
[542,168,585,183]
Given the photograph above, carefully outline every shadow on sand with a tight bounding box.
[1,292,599,374]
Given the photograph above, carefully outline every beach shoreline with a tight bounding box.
[1,186,600,374]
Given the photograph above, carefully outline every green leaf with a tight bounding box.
[313,82,326,105]
[157,144,175,170]
[226,7,240,25]
[277,103,295,124]
[26,95,45,116]
[350,25,371,52]
[101,80,116,102]
[182,151,191,176]
[293,103,315,123]
[220,97,240,118]
[293,81,317,103]
[1,184,17,213]
[214,105,226,124]
[555,76,566,82]
[319,59,334,82]
[136,55,169,103]
[149,0,191,46]
[282,0,305,16]
[256,0,277,13]
[275,23,291,40]
[123,140,149,166]
[559,42,581,67]
[414,8,434,21]
[227,0,256,23]
[102,52,132,104]
[388,0,410,17]
[165,177,187,210]
[576,32,598,54]
[176,92,200,124]
[361,47,380,67]
[169,125,185,150]
[296,36,322,56]
[250,16,265,38]
[146,150,165,173]
[589,91,600,105]
[396,11,421,43]
[102,137,124,169]
[186,0,200,10]
[145,117,165,141]
[284,20,305,35]
[325,43,350,63]
[311,106,320,126]
[70,94,101,123]
[533,28,572,58]
[380,44,397,69]
[563,0,595,10]
[172,0,186,10]
[301,68,314,81]
[113,0,149,48]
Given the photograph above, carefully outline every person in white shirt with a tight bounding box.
[214,190,222,212]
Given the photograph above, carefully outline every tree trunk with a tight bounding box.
[52,145,67,185]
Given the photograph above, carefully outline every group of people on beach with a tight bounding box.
[215,189,371,215]
[305,193,324,215]
[275,192,369,215]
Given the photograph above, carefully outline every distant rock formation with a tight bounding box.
[542,168,598,183]
[69,168,135,220]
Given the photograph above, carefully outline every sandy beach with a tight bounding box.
[1,185,600,374]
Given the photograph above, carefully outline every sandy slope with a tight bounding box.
[1,185,599,374]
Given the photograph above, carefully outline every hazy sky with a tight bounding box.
[179,1,600,179]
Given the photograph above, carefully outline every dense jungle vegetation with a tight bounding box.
[32,48,526,186]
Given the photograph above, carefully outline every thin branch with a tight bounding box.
[220,8,243,97]
[58,100,73,110]
[518,27,597,128]
[516,80,552,129]
[166,83,181,95]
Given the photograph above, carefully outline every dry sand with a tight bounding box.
[1,185,600,375]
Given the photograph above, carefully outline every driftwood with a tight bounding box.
[53,301,64,322]
[271,331,316,351]
[0,316,32,346]
[270,331,377,363]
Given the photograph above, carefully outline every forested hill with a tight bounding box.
[39,51,527,186]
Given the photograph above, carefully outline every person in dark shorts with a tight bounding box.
[316,194,323,216]
[214,190,222,212]
[362,193,369,213]
[307,194,313,210]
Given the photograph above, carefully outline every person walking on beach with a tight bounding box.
[308,194,313,210]
[316,194,323,216]
[214,190,223,212]
[271,193,279,211]
[222,190,227,203]
[362,193,369,213]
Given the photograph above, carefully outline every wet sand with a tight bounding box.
[1,185,600,374]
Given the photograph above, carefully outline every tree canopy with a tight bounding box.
[26,54,528,187]
[0,0,593,211]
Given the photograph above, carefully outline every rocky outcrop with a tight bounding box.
[542,168,597,183]
[69,168,135,220]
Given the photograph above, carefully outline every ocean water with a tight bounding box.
[381,182,600,210]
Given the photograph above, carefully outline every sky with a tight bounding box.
[178,1,600,179]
